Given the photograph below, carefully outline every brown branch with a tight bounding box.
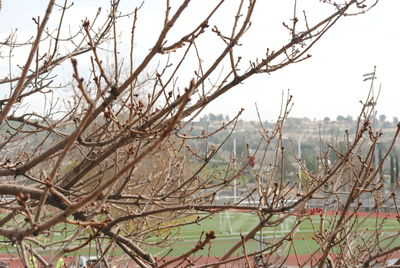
[0,0,56,125]
[159,231,216,268]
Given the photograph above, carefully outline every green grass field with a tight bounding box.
[146,212,400,257]
[0,212,398,260]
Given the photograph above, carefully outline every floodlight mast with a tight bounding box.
[233,138,237,203]
[298,138,302,191]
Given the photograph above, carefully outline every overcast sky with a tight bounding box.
[0,0,398,121]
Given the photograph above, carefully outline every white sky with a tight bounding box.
[0,0,399,121]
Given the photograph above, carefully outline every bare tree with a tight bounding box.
[1,0,398,267]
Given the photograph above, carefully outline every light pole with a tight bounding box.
[233,138,237,203]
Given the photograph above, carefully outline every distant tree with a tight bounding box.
[396,155,399,183]
[199,113,225,122]
[390,154,395,185]
[235,142,247,159]
[199,114,209,122]
[393,116,399,124]
[372,117,379,127]
[379,147,384,179]
[225,115,230,121]
[301,144,318,173]
[323,117,330,122]
[379,114,387,122]
[336,115,346,121]
[209,113,217,121]
[345,115,353,122]
[383,121,392,128]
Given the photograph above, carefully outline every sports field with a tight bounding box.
[0,211,398,266]
[147,211,400,258]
